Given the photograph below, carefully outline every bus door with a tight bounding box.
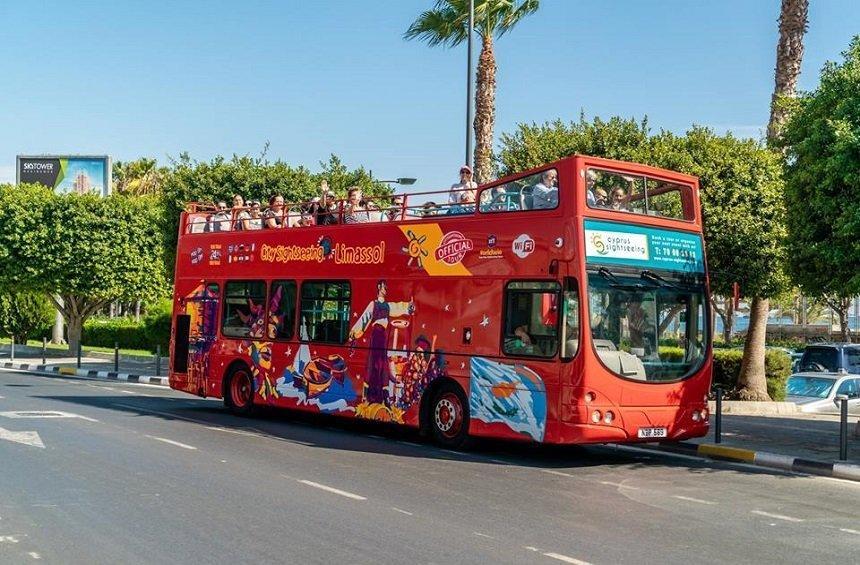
[175,283,220,396]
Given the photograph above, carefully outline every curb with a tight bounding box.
[2,361,169,387]
[657,441,860,482]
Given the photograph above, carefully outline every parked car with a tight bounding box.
[785,372,860,414]
[796,343,860,374]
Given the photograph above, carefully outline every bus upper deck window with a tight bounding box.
[586,168,690,220]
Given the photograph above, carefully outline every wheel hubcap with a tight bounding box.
[434,394,463,438]
[232,371,252,408]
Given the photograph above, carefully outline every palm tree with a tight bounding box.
[405,0,540,184]
[737,0,808,400]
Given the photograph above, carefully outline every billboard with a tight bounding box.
[16,155,111,197]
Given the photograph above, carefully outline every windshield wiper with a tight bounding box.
[641,270,683,290]
[597,267,620,284]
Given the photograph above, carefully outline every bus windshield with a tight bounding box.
[587,268,707,382]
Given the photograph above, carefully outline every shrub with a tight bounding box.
[712,349,790,401]
[82,318,147,350]
[0,291,54,343]
[141,299,172,352]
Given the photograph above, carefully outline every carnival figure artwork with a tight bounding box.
[237,298,266,339]
[183,284,219,392]
[241,340,279,403]
[397,334,446,411]
[348,280,414,406]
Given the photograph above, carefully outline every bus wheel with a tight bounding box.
[225,365,255,416]
[430,383,469,448]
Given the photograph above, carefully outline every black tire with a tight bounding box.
[223,364,255,417]
[429,382,470,448]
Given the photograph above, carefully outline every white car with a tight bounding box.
[785,372,860,414]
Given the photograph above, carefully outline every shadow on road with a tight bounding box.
[38,392,797,479]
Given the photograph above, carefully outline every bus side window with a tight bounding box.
[502,281,560,358]
[268,280,297,340]
[300,281,351,344]
[561,280,580,360]
[222,280,267,338]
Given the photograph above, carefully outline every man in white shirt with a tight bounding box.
[532,170,559,210]
[448,165,478,205]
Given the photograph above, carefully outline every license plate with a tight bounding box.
[637,427,667,439]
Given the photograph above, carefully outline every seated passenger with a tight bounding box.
[295,212,314,227]
[311,190,339,225]
[208,201,231,232]
[247,201,263,230]
[386,195,405,221]
[449,165,477,205]
[422,201,439,217]
[446,190,476,215]
[344,187,370,224]
[594,188,609,207]
[532,170,559,209]
[505,325,537,355]
[610,187,630,211]
[232,194,251,230]
[263,194,286,228]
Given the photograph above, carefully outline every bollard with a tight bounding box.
[837,395,849,461]
[10,340,14,363]
[156,345,162,376]
[42,337,47,366]
[714,386,723,444]
[114,342,119,373]
[77,343,82,368]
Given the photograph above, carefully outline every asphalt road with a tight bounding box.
[1,368,858,565]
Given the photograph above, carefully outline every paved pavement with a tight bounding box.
[1,367,859,564]
[0,352,161,377]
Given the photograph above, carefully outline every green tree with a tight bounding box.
[781,37,860,342]
[0,184,169,352]
[113,158,168,196]
[405,0,540,183]
[0,290,54,344]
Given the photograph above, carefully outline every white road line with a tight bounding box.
[839,528,860,535]
[542,469,576,478]
[473,532,496,539]
[205,426,261,437]
[598,480,639,490]
[751,510,804,523]
[672,495,716,505]
[396,441,423,447]
[0,427,45,449]
[145,435,197,450]
[28,551,41,559]
[298,480,366,501]
[391,507,413,516]
[0,410,98,422]
[543,551,593,564]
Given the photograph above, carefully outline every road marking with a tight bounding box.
[0,427,45,448]
[0,535,22,543]
[205,426,261,437]
[543,551,593,564]
[298,480,366,500]
[473,532,496,540]
[598,480,639,490]
[672,495,716,505]
[542,469,576,478]
[391,507,413,516]
[145,435,197,450]
[751,510,804,523]
[118,390,136,394]
[524,546,540,552]
[28,552,41,559]
[0,410,98,422]
[839,528,860,535]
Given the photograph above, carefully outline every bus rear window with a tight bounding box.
[586,168,691,220]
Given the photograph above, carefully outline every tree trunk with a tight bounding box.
[767,0,809,143]
[67,315,83,355]
[711,296,734,344]
[828,296,851,343]
[473,34,496,184]
[737,297,771,400]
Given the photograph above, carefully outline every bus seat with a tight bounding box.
[593,339,617,351]
[596,350,647,380]
[520,186,534,210]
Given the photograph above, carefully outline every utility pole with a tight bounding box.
[465,0,475,169]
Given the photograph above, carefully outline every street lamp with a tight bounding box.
[379,177,417,185]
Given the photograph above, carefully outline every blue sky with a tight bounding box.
[1,0,858,192]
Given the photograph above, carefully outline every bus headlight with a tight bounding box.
[692,411,701,422]
[591,410,602,423]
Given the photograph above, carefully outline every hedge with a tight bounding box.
[82,301,171,353]
[658,347,791,401]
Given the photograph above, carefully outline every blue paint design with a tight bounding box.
[469,357,546,441]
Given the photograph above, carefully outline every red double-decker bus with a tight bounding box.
[169,155,712,447]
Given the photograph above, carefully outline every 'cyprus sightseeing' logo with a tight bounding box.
[590,233,608,255]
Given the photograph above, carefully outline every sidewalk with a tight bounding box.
[1,354,167,386]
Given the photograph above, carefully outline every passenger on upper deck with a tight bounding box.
[386,195,405,221]
[295,212,314,227]
[447,189,476,215]
[532,170,559,209]
[232,195,251,230]
[610,187,630,211]
[263,195,286,228]
[344,187,370,224]
[422,201,439,217]
[310,181,339,226]
[247,201,263,229]
[449,165,477,204]
[208,201,231,232]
